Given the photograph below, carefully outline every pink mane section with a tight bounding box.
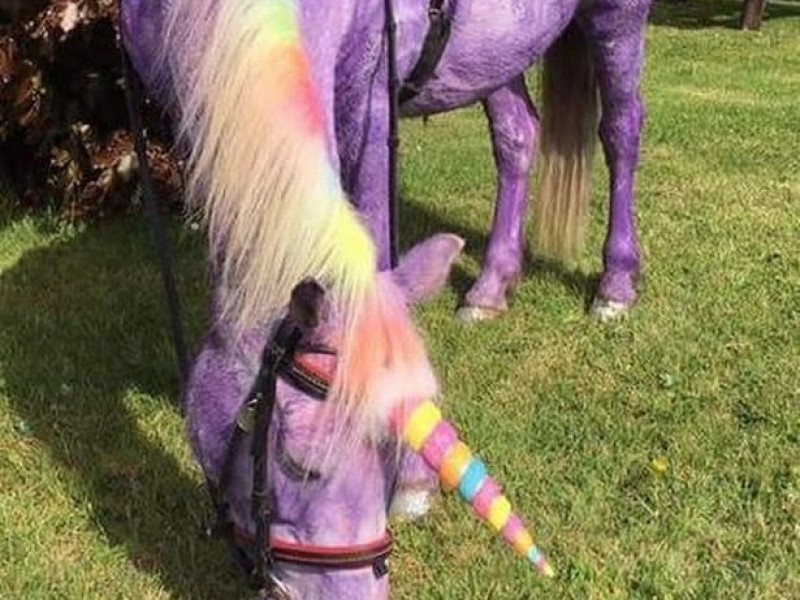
[336,278,439,440]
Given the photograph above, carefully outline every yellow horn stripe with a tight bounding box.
[487,496,512,531]
[402,400,442,452]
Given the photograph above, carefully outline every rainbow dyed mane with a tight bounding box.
[158,0,437,437]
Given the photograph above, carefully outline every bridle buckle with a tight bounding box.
[253,571,293,600]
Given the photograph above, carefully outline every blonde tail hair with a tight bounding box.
[535,21,599,262]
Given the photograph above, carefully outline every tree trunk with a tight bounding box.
[741,0,768,30]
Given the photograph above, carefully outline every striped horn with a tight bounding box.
[391,400,555,577]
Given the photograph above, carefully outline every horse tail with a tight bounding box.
[160,0,436,441]
[534,20,599,262]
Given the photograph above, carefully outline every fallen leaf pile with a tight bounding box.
[0,1,182,220]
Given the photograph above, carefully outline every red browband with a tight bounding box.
[293,353,334,385]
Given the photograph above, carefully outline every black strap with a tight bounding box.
[398,0,451,105]
[205,319,305,592]
[385,0,452,268]
[384,0,401,269]
[119,41,190,392]
[206,337,334,585]
[117,26,262,589]
[250,320,303,592]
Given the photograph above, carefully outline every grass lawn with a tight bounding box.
[1,1,798,598]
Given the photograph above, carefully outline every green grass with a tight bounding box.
[1,1,799,598]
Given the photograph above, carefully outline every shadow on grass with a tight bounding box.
[398,194,600,311]
[0,193,596,598]
[0,217,249,599]
[649,0,800,30]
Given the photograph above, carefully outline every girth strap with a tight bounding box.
[399,0,452,105]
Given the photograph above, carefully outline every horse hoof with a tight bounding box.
[390,488,435,521]
[590,297,631,322]
[456,305,505,323]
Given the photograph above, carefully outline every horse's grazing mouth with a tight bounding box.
[208,314,398,595]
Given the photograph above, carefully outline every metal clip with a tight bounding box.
[373,556,390,579]
[236,398,258,433]
[253,572,293,600]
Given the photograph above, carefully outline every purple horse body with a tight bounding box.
[121,0,652,597]
[334,0,649,321]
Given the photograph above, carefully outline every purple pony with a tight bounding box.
[124,0,652,324]
[120,0,652,597]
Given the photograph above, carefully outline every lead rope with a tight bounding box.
[119,36,190,395]
[384,0,401,270]
[250,321,303,595]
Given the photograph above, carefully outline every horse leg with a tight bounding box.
[581,3,650,320]
[456,76,538,323]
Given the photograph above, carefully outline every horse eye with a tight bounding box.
[278,449,321,481]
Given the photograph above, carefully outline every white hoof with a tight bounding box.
[590,298,630,322]
[455,305,504,323]
[389,489,435,521]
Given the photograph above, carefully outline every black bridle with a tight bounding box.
[198,282,395,598]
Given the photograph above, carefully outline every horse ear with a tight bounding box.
[392,234,464,304]
[288,278,327,331]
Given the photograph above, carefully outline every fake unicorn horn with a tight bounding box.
[391,399,555,578]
